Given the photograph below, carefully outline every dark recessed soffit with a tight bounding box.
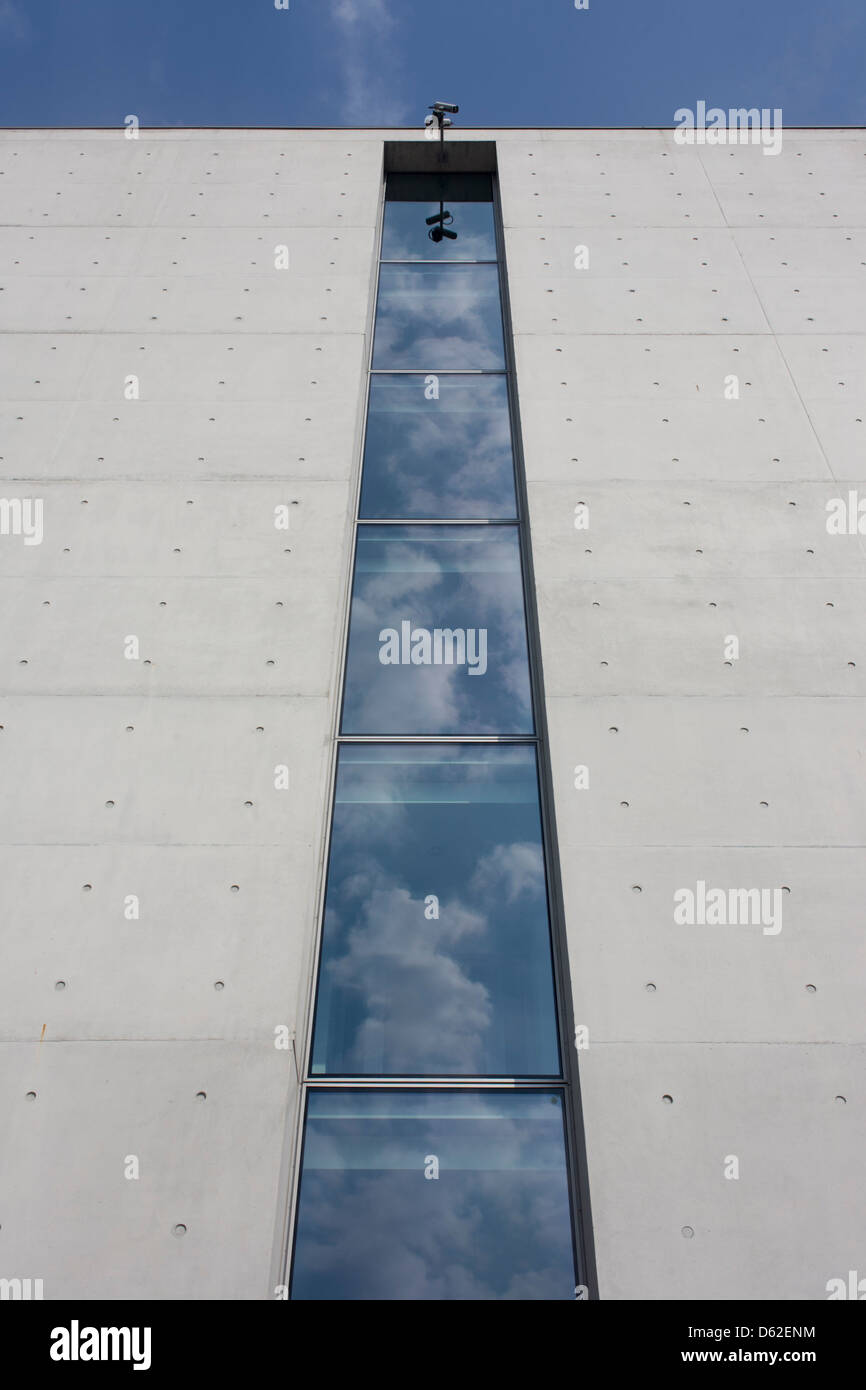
[383,140,497,175]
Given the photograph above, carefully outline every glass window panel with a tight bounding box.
[290,1089,576,1301]
[384,174,495,261]
[311,743,560,1077]
[372,264,505,371]
[360,374,516,520]
[341,525,533,736]
[382,202,496,262]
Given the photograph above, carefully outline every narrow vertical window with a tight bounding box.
[290,160,585,1301]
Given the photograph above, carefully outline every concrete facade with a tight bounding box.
[0,126,863,1300]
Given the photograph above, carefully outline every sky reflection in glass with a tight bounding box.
[372,264,505,370]
[311,743,560,1077]
[341,524,533,736]
[360,374,515,520]
[382,199,497,262]
[290,1090,575,1301]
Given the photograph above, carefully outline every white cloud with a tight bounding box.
[334,0,392,21]
[471,841,546,905]
[329,0,410,126]
[325,883,493,1073]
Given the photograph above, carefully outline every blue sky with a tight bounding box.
[0,0,863,129]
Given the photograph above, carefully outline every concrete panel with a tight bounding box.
[511,130,866,1300]
[502,184,727,231]
[0,225,377,278]
[579,1043,864,1301]
[734,228,866,279]
[0,572,346,695]
[1,128,368,1301]
[0,332,366,403]
[505,226,748,281]
[753,277,866,336]
[0,274,370,335]
[535,576,866,697]
[514,333,809,402]
[776,333,866,397]
[0,481,352,576]
[512,335,829,483]
[0,1041,297,1300]
[546,697,866,850]
[527,482,865,579]
[0,696,332,842]
[709,186,866,229]
[561,846,866,1043]
[0,840,321,1039]
[0,180,379,229]
[509,274,768,336]
[517,396,827,482]
[0,401,361,480]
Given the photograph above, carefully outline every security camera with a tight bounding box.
[426,100,459,147]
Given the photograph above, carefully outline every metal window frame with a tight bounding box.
[277,150,598,1302]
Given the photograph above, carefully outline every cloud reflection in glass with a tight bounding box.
[341,525,533,736]
[290,1090,576,1301]
[311,744,560,1077]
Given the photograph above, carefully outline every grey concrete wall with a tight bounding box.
[1,126,863,1301]
[501,128,866,1300]
[0,128,381,1298]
